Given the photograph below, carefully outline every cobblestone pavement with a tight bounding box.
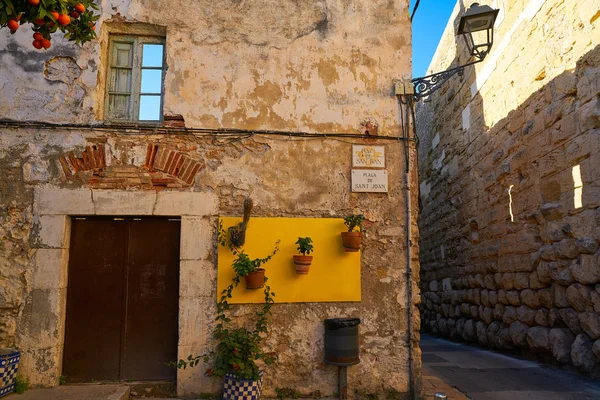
[421,334,600,400]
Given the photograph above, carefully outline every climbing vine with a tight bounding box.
[174,220,279,381]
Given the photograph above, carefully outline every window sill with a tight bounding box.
[100,120,187,133]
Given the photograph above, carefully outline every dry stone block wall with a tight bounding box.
[417,0,600,375]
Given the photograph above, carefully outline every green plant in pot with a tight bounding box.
[175,240,279,399]
[293,237,314,275]
[218,217,279,290]
[176,272,275,399]
[233,249,279,289]
[341,214,365,252]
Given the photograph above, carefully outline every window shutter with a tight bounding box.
[106,40,135,120]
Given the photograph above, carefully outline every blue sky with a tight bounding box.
[411,0,457,78]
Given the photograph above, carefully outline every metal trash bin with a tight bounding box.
[324,318,361,366]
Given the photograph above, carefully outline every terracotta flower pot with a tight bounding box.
[293,255,313,275]
[341,231,363,252]
[244,268,265,289]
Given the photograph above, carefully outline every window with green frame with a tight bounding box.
[105,35,166,122]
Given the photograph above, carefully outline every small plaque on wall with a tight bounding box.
[352,170,388,193]
[352,145,385,168]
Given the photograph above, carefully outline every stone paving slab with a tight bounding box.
[422,366,469,400]
[7,384,130,400]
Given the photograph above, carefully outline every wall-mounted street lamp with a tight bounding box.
[411,3,500,101]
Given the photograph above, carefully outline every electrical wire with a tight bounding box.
[410,0,421,21]
[0,120,416,144]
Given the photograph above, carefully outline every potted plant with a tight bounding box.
[179,200,279,397]
[175,250,277,400]
[293,237,314,275]
[218,213,279,290]
[227,198,253,247]
[0,348,20,398]
[232,249,279,289]
[341,214,365,252]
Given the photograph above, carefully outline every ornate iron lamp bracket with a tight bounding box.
[410,3,499,102]
[411,58,482,102]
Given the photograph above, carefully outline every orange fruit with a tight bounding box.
[33,32,43,41]
[58,14,70,26]
[41,38,51,49]
[7,20,19,31]
[70,11,79,19]
[33,18,45,25]
[33,40,43,49]
[28,0,40,5]
[50,11,59,20]
[75,3,85,13]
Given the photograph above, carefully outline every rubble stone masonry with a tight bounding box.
[418,0,600,375]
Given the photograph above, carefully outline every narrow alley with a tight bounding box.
[422,335,600,400]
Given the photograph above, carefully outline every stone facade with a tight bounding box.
[417,0,600,375]
[0,0,420,398]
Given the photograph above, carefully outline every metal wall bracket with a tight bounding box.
[411,58,483,101]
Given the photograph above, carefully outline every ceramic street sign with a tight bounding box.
[351,169,388,193]
[352,145,385,168]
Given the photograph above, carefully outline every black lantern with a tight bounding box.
[458,3,500,60]
[411,3,500,101]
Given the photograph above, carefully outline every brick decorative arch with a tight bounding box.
[58,144,107,176]
[58,143,205,189]
[144,144,205,184]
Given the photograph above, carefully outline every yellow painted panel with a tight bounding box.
[217,217,361,304]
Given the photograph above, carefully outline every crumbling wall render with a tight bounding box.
[0,129,418,397]
[1,0,411,134]
[418,0,600,374]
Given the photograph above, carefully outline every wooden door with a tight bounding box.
[62,217,180,382]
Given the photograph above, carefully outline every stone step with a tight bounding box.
[10,384,130,400]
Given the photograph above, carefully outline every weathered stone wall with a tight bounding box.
[1,0,411,134]
[0,0,420,398]
[0,130,420,398]
[417,0,600,375]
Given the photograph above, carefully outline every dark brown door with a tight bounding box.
[63,217,180,382]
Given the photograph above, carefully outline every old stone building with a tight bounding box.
[418,0,600,374]
[0,0,420,398]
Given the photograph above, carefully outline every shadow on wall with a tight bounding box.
[417,0,485,283]
[416,0,484,201]
[419,40,600,376]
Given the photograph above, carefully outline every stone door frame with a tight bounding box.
[22,187,219,395]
